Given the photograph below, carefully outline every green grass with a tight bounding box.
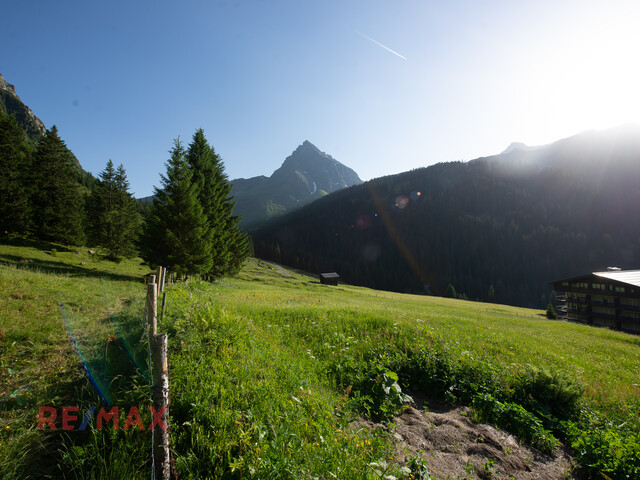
[229,259,640,414]
[0,237,152,479]
[162,258,640,478]
[2,244,640,479]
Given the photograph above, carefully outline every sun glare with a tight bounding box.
[517,4,640,142]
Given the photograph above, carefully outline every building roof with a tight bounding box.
[552,269,640,288]
[593,270,640,288]
[320,272,340,278]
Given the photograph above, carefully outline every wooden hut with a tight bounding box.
[319,272,340,286]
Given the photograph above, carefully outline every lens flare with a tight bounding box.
[355,214,372,229]
[60,303,111,405]
[366,183,431,288]
[101,279,151,384]
[394,195,409,209]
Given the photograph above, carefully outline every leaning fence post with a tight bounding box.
[147,275,157,338]
[151,332,170,480]
[159,267,166,293]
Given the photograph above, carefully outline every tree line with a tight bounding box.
[0,109,248,277]
[252,156,640,308]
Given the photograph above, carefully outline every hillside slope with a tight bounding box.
[0,73,47,144]
[252,125,640,308]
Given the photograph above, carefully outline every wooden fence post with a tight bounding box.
[151,332,170,480]
[156,267,163,292]
[159,267,166,293]
[160,292,167,324]
[147,276,157,338]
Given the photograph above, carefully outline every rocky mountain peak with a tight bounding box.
[0,73,17,95]
[501,142,529,155]
[289,140,328,160]
[0,73,47,141]
[230,142,363,229]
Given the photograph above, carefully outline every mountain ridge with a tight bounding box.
[0,73,47,143]
[230,141,362,229]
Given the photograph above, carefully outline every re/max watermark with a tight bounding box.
[38,406,167,431]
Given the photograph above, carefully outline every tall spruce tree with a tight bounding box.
[113,164,141,258]
[186,128,249,277]
[142,138,213,276]
[0,111,32,234]
[87,160,140,260]
[31,126,85,245]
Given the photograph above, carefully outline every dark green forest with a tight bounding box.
[252,128,640,308]
[0,107,248,275]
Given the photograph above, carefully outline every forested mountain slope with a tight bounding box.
[252,125,640,307]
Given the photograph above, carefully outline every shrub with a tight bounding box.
[512,365,584,421]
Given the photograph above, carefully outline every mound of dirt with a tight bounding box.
[353,396,575,479]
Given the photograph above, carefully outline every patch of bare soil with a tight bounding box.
[353,395,576,479]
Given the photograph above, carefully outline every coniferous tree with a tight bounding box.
[0,111,32,234]
[87,159,116,246]
[142,138,213,276]
[186,129,249,277]
[113,164,141,258]
[87,160,140,260]
[31,126,85,245]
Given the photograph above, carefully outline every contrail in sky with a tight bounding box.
[355,30,407,60]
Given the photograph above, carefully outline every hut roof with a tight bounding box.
[320,272,340,279]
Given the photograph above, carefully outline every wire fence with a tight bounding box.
[145,266,174,480]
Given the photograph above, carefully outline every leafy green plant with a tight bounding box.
[369,366,413,421]
[406,456,437,479]
[472,393,558,453]
[479,457,496,479]
[563,416,640,479]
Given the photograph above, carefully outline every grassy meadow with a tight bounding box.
[0,238,152,479]
[1,241,639,479]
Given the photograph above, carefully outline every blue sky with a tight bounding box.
[3,0,639,198]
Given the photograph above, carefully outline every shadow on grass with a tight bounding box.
[0,253,143,283]
[0,235,76,253]
[0,235,147,283]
